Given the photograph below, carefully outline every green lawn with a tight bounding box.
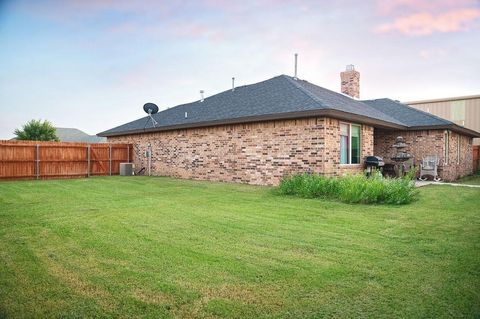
[0,177,479,318]
[457,173,480,185]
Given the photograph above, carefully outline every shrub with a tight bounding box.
[277,172,418,205]
[14,119,59,141]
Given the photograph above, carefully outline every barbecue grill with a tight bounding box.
[365,156,385,168]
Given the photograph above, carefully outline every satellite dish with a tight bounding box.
[143,103,159,115]
[142,103,159,129]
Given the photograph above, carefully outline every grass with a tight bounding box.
[457,172,480,185]
[0,176,479,318]
[277,172,418,204]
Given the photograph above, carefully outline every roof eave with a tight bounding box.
[97,109,406,137]
[407,124,480,137]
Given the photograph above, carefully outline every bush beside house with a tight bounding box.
[277,171,418,205]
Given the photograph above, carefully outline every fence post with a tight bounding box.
[87,145,91,177]
[36,144,40,180]
[109,144,112,176]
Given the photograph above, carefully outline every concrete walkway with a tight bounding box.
[415,180,480,188]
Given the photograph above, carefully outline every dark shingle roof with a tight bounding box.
[99,75,402,136]
[361,98,452,127]
[291,78,403,124]
[361,98,479,136]
[98,75,479,137]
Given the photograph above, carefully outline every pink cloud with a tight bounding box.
[377,0,477,15]
[376,8,480,35]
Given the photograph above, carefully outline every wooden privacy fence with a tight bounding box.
[474,145,480,172]
[0,140,132,180]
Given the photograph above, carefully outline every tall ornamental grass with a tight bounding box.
[277,170,418,205]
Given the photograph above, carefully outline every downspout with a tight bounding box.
[323,117,327,173]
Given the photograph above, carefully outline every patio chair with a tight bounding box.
[418,156,441,181]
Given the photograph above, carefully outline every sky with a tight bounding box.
[0,0,479,139]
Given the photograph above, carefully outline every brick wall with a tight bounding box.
[323,119,374,176]
[108,117,374,185]
[340,67,360,98]
[445,131,474,180]
[374,129,473,181]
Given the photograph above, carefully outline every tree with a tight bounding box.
[14,120,60,141]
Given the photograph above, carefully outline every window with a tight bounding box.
[340,124,349,164]
[340,123,361,164]
[351,125,361,164]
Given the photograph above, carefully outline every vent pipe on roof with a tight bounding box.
[200,90,204,102]
[294,53,298,80]
[232,77,235,92]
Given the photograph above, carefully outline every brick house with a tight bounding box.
[98,67,479,185]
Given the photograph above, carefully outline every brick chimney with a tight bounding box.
[340,64,360,98]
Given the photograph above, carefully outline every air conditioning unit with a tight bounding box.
[120,163,134,176]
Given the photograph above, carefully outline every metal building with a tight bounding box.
[406,95,480,145]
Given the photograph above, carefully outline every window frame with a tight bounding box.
[339,122,361,165]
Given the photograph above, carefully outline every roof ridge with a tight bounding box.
[281,75,325,107]
[288,77,404,125]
